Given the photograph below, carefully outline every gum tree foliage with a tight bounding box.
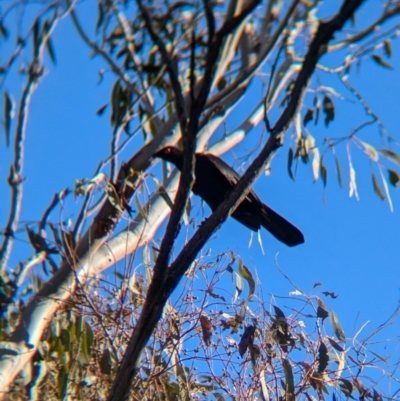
[1,0,400,400]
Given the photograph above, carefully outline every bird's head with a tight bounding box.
[153,146,184,169]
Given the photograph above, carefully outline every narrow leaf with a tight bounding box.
[322,95,334,126]
[282,359,295,396]
[320,159,327,187]
[371,54,393,69]
[369,350,388,363]
[360,140,379,161]
[287,147,295,180]
[57,365,67,398]
[96,104,108,116]
[317,305,329,320]
[314,95,320,125]
[135,196,148,220]
[96,1,105,33]
[334,153,343,187]
[45,36,57,65]
[372,172,385,201]
[388,169,400,187]
[79,321,94,364]
[339,378,353,397]
[383,39,392,58]
[238,325,255,357]
[327,337,344,352]
[322,291,338,299]
[32,18,40,56]
[238,259,255,299]
[380,149,400,165]
[330,311,346,342]
[0,21,8,39]
[317,342,329,373]
[303,108,314,126]
[149,174,175,210]
[4,92,14,147]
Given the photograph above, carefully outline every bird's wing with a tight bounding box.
[202,153,261,203]
[202,153,241,183]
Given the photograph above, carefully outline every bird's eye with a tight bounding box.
[166,148,171,154]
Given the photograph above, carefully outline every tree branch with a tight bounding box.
[105,1,365,400]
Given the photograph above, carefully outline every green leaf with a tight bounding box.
[330,311,346,342]
[282,359,294,396]
[360,140,379,161]
[322,291,338,299]
[110,80,125,126]
[32,17,41,56]
[371,54,393,70]
[45,36,57,65]
[322,95,334,126]
[380,149,400,165]
[369,350,388,363]
[96,104,108,116]
[96,1,105,33]
[384,39,392,58]
[339,378,353,397]
[320,158,327,187]
[135,196,148,220]
[151,175,174,210]
[388,169,400,187]
[60,328,70,352]
[317,305,329,320]
[51,336,64,362]
[238,325,255,357]
[79,321,94,364]
[303,108,313,126]
[57,364,67,398]
[314,95,320,125]
[372,172,385,201]
[238,258,255,299]
[287,147,295,180]
[3,92,14,147]
[0,21,8,39]
[327,337,344,352]
[334,153,343,188]
[317,342,329,373]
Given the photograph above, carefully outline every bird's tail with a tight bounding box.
[260,203,304,247]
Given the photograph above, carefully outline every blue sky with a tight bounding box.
[1,0,400,394]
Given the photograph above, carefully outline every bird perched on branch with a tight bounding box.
[154,146,304,247]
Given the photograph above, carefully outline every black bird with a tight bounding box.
[154,147,304,247]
